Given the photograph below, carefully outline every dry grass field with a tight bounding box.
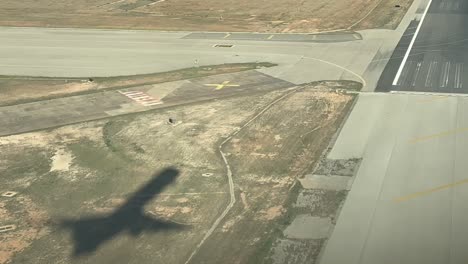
[0,0,413,32]
[0,81,356,264]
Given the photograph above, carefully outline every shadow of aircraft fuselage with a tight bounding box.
[60,168,186,257]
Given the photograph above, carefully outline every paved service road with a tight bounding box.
[377,0,468,93]
[320,93,468,264]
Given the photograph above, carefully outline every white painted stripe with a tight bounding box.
[412,62,422,86]
[136,97,156,101]
[398,61,413,85]
[425,61,436,87]
[440,61,450,88]
[392,0,434,85]
[126,91,145,95]
[123,91,143,95]
[389,90,468,97]
[455,63,463,89]
[119,89,162,106]
[445,61,451,87]
[143,101,163,106]
[459,63,463,89]
[130,95,151,99]
[119,90,143,95]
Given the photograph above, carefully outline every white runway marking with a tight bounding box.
[425,61,437,87]
[454,63,463,89]
[397,61,413,86]
[440,61,451,88]
[393,0,434,85]
[119,90,162,106]
[412,62,422,86]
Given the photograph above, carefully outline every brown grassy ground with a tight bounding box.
[0,81,355,264]
[0,0,413,32]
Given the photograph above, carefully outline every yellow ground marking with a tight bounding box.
[267,35,274,40]
[223,33,231,39]
[204,81,240,90]
[394,178,468,202]
[409,127,468,144]
[417,96,449,103]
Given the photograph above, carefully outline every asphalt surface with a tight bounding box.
[318,1,468,262]
[377,0,468,93]
[0,26,397,87]
[320,93,468,264]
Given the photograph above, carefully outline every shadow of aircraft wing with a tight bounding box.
[122,168,179,211]
[60,216,115,257]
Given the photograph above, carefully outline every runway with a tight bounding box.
[317,1,468,261]
[377,0,468,93]
[320,92,468,264]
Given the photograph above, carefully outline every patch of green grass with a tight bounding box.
[102,119,131,153]
[246,181,303,263]
[247,227,283,264]
[68,138,128,174]
[0,147,52,183]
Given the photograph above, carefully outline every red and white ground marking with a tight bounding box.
[118,90,162,106]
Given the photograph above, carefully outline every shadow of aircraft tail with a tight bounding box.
[59,167,188,257]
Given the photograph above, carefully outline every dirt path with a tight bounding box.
[184,86,300,264]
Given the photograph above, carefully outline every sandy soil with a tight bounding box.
[0,0,413,32]
[0,197,49,264]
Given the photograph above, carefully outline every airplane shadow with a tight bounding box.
[59,167,188,257]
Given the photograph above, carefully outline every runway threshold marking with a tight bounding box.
[394,178,468,202]
[454,63,463,89]
[204,81,240,90]
[118,90,162,106]
[409,127,468,144]
[392,0,434,85]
